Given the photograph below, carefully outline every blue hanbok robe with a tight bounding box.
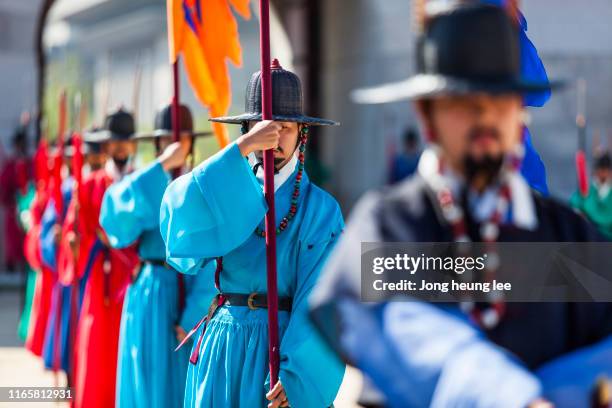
[100,160,211,408]
[160,142,345,408]
[40,177,74,372]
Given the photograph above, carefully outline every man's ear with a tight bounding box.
[413,100,435,142]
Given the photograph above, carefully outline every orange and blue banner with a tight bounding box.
[167,0,251,147]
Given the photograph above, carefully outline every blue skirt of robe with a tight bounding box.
[116,263,189,408]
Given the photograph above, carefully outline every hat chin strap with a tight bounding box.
[248,150,299,193]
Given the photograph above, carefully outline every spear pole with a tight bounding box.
[171,57,187,313]
[576,78,589,197]
[258,0,281,388]
[172,60,181,146]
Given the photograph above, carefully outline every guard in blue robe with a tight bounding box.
[100,104,212,408]
[317,4,612,408]
[160,62,345,408]
[40,175,74,373]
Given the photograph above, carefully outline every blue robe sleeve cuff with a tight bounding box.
[162,142,267,265]
[101,161,170,248]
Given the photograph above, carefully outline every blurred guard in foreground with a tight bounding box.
[100,104,212,408]
[160,60,345,408]
[310,3,612,408]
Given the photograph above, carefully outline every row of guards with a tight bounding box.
[9,0,612,407]
[19,0,325,406]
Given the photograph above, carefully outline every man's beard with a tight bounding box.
[112,156,129,171]
[463,154,504,187]
[255,153,286,171]
[463,126,505,187]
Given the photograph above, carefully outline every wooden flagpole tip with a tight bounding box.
[271,58,282,70]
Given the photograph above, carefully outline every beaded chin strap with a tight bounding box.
[240,122,310,238]
[421,149,516,329]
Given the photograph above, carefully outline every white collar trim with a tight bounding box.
[418,148,538,231]
[247,152,298,192]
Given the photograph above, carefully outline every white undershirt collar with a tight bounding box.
[247,152,298,192]
[418,148,538,231]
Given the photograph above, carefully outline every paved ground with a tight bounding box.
[0,288,68,408]
[0,288,363,407]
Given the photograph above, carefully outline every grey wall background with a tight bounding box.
[318,0,612,211]
[0,0,40,154]
[0,0,41,269]
[2,0,612,209]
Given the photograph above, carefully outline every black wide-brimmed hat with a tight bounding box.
[352,2,560,104]
[50,134,73,157]
[84,108,135,143]
[595,152,611,170]
[211,59,339,126]
[134,104,212,140]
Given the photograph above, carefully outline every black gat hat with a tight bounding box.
[84,108,135,143]
[353,2,561,103]
[211,59,339,126]
[135,104,212,140]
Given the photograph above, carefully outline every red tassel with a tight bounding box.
[576,150,589,197]
[189,329,205,364]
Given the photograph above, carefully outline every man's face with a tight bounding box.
[105,140,135,168]
[595,167,612,185]
[417,93,524,185]
[87,152,107,171]
[252,121,300,169]
[63,156,72,172]
[16,142,27,156]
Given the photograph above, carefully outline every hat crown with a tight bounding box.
[417,4,520,81]
[595,152,612,169]
[104,108,135,139]
[244,60,303,118]
[155,104,194,133]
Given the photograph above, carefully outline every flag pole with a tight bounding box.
[172,59,181,144]
[171,56,186,312]
[259,0,281,388]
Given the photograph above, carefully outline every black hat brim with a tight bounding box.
[133,129,213,141]
[83,130,135,143]
[209,113,339,126]
[83,130,111,143]
[351,74,565,104]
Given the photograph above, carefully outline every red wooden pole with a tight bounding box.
[172,58,186,311]
[259,0,281,388]
[172,59,181,144]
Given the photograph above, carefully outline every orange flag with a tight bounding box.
[167,0,251,147]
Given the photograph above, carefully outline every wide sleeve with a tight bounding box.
[160,142,267,274]
[537,335,612,407]
[39,201,58,271]
[268,198,346,408]
[310,192,541,408]
[100,161,170,248]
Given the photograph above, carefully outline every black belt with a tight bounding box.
[221,293,293,311]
